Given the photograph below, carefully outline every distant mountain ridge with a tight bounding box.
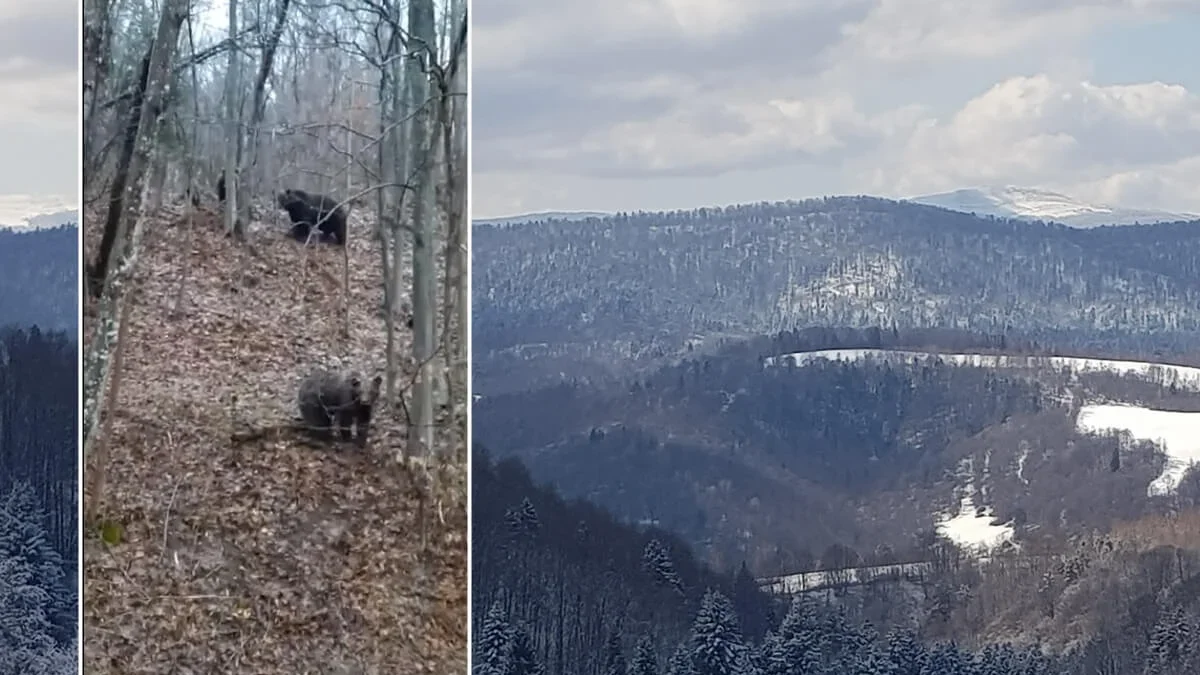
[473,210,609,226]
[15,209,79,230]
[909,186,1196,228]
[472,196,1200,395]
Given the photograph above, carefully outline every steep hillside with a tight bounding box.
[474,449,1200,674]
[472,197,1200,394]
[82,205,466,673]
[0,224,78,335]
[910,186,1197,228]
[472,447,778,675]
[474,328,1200,574]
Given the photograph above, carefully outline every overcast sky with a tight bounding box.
[474,0,1200,218]
[0,0,77,225]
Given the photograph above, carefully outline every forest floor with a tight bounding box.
[82,203,467,674]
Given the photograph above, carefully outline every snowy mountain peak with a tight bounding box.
[908,186,1197,228]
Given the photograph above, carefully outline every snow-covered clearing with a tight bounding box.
[769,349,1200,392]
[936,498,1015,552]
[936,456,1015,553]
[1076,404,1200,496]
[759,561,931,594]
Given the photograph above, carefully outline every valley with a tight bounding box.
[472,197,1200,672]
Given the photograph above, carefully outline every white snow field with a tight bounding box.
[770,349,1200,392]
[936,497,1015,552]
[936,455,1015,553]
[759,561,931,594]
[1076,404,1200,497]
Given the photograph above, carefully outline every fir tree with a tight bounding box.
[509,625,544,675]
[887,629,928,675]
[643,539,685,595]
[691,588,752,675]
[1148,606,1193,671]
[667,639,696,675]
[630,635,659,675]
[605,629,628,675]
[0,482,71,644]
[474,600,513,675]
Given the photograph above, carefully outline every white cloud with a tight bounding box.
[0,0,77,202]
[474,0,1200,215]
[863,75,1200,206]
[1067,156,1200,212]
[0,194,76,227]
[0,70,78,128]
[834,0,1114,67]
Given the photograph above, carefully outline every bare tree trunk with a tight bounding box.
[83,0,114,198]
[83,0,189,458]
[172,15,204,318]
[437,7,466,415]
[407,0,437,458]
[450,8,468,434]
[90,47,153,294]
[223,0,242,239]
[386,14,411,436]
[85,287,134,524]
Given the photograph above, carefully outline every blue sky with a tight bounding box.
[0,1,77,224]
[474,0,1200,218]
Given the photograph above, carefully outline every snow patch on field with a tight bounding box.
[935,457,1014,553]
[937,498,1015,552]
[770,349,1200,391]
[1076,404,1200,496]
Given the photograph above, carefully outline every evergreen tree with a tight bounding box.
[731,562,767,639]
[0,482,71,645]
[605,629,628,675]
[506,498,541,538]
[630,635,659,675]
[667,639,696,675]
[692,589,752,675]
[1148,606,1193,672]
[853,647,890,675]
[644,539,685,595]
[757,631,788,675]
[887,629,928,675]
[667,638,696,675]
[1017,644,1051,675]
[474,600,512,675]
[509,625,544,675]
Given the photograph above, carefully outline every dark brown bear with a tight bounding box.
[277,188,348,246]
[297,369,383,447]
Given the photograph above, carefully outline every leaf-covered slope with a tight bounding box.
[82,206,466,674]
[472,197,1200,393]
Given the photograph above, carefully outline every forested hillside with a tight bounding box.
[472,199,1200,394]
[0,224,78,336]
[477,327,1198,569]
[0,328,78,673]
[474,450,1200,675]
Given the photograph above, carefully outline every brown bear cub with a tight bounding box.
[297,369,383,447]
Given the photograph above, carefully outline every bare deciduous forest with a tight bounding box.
[80,0,467,670]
